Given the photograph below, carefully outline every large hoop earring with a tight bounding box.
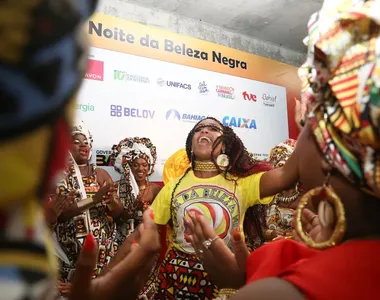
[295,175,346,250]
[216,153,230,171]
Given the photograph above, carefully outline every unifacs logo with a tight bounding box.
[114,70,150,84]
[166,109,205,123]
[222,116,257,129]
[216,85,235,99]
[84,59,104,81]
[198,81,209,95]
[166,81,191,90]
[157,78,191,90]
[242,91,257,102]
[76,103,95,112]
[157,78,165,86]
[110,105,155,119]
[262,93,277,107]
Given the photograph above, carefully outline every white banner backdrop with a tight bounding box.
[75,47,289,182]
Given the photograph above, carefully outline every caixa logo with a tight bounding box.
[110,105,155,119]
[262,93,277,107]
[222,116,257,129]
[166,109,205,123]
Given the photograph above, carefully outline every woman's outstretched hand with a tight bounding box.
[186,213,249,289]
[69,209,160,300]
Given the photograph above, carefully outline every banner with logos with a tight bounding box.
[76,13,300,181]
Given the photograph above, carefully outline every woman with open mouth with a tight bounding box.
[150,117,299,299]
[53,122,123,298]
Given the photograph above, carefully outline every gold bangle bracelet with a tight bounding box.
[215,288,237,300]
[77,197,94,209]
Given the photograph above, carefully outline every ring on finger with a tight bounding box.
[102,195,107,199]
[203,236,220,250]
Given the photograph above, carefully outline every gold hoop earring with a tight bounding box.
[295,176,346,250]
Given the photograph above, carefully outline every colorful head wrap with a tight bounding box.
[72,121,94,160]
[300,0,380,197]
[112,137,157,204]
[267,139,297,169]
[163,148,191,184]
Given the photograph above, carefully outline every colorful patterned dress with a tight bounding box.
[54,162,117,282]
[151,171,273,299]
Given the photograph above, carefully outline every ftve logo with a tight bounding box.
[242,91,257,102]
[110,105,155,119]
[84,59,104,81]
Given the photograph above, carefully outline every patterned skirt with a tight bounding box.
[152,246,219,299]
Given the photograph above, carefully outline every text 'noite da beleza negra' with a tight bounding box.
[89,21,248,70]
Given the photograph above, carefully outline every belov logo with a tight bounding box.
[222,116,257,129]
[216,85,235,99]
[166,109,205,123]
[84,59,104,81]
[157,78,191,90]
[114,70,150,84]
[76,103,95,112]
[242,91,257,102]
[262,93,277,107]
[198,81,209,95]
[110,105,155,119]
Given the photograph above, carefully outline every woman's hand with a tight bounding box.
[69,209,160,300]
[293,208,328,243]
[45,191,75,225]
[92,180,115,204]
[58,280,72,295]
[186,213,248,289]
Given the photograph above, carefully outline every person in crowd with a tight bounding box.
[187,1,380,299]
[150,117,299,299]
[0,1,161,299]
[263,139,304,241]
[111,137,161,245]
[53,122,123,297]
[110,137,161,300]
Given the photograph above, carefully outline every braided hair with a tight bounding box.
[171,117,273,249]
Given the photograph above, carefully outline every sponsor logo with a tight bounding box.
[157,78,192,90]
[222,116,257,129]
[198,81,209,95]
[76,103,95,112]
[110,105,155,119]
[96,149,114,166]
[84,59,104,81]
[262,93,277,107]
[216,85,235,99]
[242,91,257,102]
[114,70,150,83]
[166,109,205,123]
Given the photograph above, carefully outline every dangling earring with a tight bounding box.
[295,173,346,249]
[216,148,230,171]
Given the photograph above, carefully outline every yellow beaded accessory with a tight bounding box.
[215,288,237,300]
[193,161,218,172]
[295,176,346,249]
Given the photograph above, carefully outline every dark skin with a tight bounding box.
[188,121,380,299]
[59,134,122,220]
[118,157,161,221]
[190,119,299,196]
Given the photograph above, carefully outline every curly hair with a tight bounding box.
[171,117,272,248]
